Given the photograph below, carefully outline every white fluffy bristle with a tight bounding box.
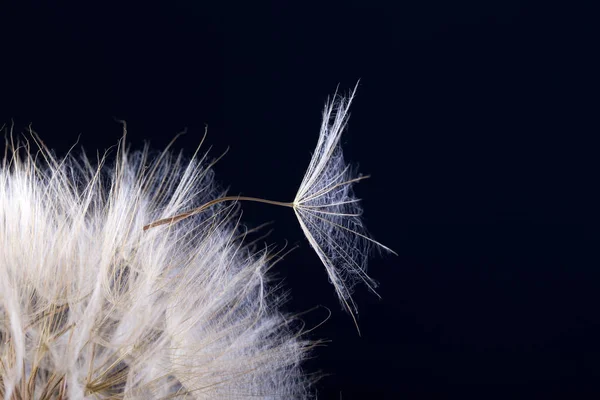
[0,132,311,399]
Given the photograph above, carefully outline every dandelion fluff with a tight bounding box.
[0,132,310,399]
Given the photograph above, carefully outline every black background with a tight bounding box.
[1,1,598,398]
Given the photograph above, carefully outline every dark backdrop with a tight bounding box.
[1,2,598,398]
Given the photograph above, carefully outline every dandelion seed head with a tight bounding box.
[0,132,311,399]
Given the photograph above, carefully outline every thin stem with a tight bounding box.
[143,196,293,231]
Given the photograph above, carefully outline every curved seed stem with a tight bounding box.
[143,196,293,230]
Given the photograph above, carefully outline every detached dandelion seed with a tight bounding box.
[146,85,395,329]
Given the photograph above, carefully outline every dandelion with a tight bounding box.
[0,86,390,398]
